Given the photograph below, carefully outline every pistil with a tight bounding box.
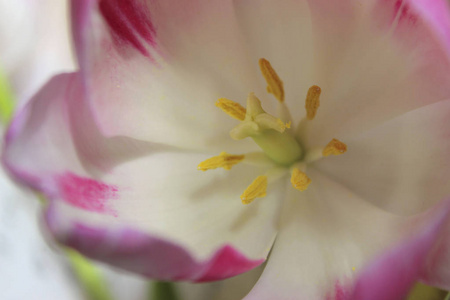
[229,93,303,166]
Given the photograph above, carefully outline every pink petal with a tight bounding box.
[350,199,450,300]
[44,219,263,282]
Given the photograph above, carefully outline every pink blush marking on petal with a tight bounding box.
[116,0,156,45]
[398,2,418,27]
[99,0,156,57]
[57,172,118,216]
[326,280,351,300]
[334,281,350,300]
[375,0,414,31]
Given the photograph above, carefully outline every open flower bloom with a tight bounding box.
[4,0,450,299]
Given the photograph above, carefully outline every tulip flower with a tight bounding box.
[4,0,450,299]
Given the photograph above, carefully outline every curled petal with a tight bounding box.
[46,221,264,282]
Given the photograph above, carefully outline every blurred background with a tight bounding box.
[0,1,448,299]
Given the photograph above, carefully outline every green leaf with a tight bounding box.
[66,248,115,300]
[150,281,179,300]
[407,283,447,300]
[0,68,15,124]
[445,292,450,300]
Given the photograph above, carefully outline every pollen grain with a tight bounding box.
[216,98,246,121]
[241,175,268,204]
[197,152,245,171]
[290,168,311,191]
[305,85,321,120]
[323,139,347,157]
[259,58,285,103]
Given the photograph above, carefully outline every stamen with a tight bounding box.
[323,139,347,156]
[241,175,268,204]
[259,58,285,103]
[285,121,291,129]
[290,168,311,191]
[197,152,245,171]
[216,98,246,121]
[305,85,321,120]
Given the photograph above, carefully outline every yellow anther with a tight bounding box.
[216,98,246,121]
[323,139,347,157]
[259,58,285,103]
[305,85,321,120]
[285,121,291,129]
[290,168,311,191]
[197,152,245,171]
[241,175,268,204]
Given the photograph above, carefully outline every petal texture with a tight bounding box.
[3,73,279,280]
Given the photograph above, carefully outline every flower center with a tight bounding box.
[198,58,347,204]
[221,93,302,166]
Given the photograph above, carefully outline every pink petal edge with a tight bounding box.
[349,199,450,300]
[44,203,264,282]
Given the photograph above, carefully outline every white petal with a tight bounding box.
[64,150,282,261]
[296,0,450,146]
[233,0,315,116]
[313,99,450,215]
[245,170,406,300]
